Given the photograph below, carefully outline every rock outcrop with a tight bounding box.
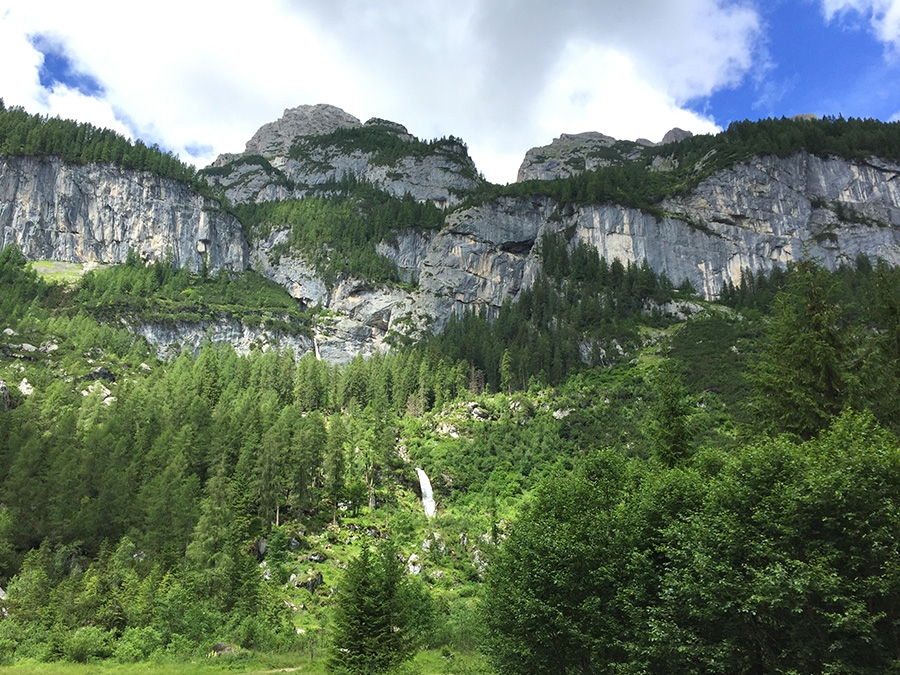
[133,317,314,361]
[0,156,248,273]
[249,151,900,362]
[517,127,693,182]
[661,128,694,144]
[244,104,362,158]
[203,105,481,207]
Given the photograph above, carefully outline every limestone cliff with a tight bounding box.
[133,317,314,361]
[0,156,247,272]
[247,151,900,363]
[203,105,482,207]
[517,127,693,182]
[5,110,900,366]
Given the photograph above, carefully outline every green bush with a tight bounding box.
[62,625,114,662]
[114,625,163,662]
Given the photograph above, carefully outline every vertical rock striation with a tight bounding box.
[0,156,248,272]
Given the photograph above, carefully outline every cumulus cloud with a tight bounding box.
[821,0,900,48]
[0,0,764,183]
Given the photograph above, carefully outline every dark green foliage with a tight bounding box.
[428,234,677,390]
[646,362,694,467]
[0,245,56,321]
[667,313,762,411]
[653,412,900,674]
[480,450,635,674]
[328,542,432,675]
[233,178,445,286]
[749,260,852,439]
[482,412,900,674]
[0,104,213,198]
[74,252,313,334]
[718,265,788,312]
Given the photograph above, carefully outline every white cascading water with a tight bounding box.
[415,467,437,518]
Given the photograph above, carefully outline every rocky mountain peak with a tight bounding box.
[517,126,696,182]
[202,104,481,206]
[364,117,409,134]
[242,104,362,158]
[661,127,693,144]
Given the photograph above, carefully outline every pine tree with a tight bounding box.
[327,543,423,675]
[750,261,851,438]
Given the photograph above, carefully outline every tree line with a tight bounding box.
[0,100,214,199]
[461,116,900,215]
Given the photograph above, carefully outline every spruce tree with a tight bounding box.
[327,543,422,675]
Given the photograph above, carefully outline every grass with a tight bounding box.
[29,260,109,286]
[0,650,492,674]
[0,653,325,675]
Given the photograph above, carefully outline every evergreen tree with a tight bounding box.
[324,417,348,526]
[646,362,695,467]
[749,261,852,438]
[327,543,425,675]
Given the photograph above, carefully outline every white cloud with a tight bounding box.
[821,0,900,48]
[534,42,721,144]
[0,0,764,183]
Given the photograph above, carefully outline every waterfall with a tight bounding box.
[415,467,437,518]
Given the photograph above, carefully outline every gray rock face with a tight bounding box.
[661,128,693,145]
[203,105,481,207]
[0,157,247,273]
[656,152,900,295]
[6,119,900,368]
[242,104,362,158]
[242,152,900,362]
[517,132,635,182]
[507,152,900,299]
[517,127,694,182]
[0,379,9,412]
[249,233,413,365]
[133,317,314,360]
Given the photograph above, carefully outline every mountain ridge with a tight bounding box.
[4,103,900,362]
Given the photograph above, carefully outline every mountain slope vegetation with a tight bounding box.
[2,238,900,672]
[2,109,900,672]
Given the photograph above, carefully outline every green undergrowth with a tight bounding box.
[73,252,314,335]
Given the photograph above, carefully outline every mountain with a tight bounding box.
[4,103,900,671]
[3,104,900,363]
[515,127,693,181]
[202,104,482,208]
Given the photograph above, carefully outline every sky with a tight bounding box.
[2,1,900,184]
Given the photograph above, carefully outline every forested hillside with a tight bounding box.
[3,107,900,673]
[2,236,900,672]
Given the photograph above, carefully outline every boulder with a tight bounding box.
[661,127,694,144]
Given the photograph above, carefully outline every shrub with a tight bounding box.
[62,625,114,663]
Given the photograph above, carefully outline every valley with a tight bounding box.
[2,102,900,673]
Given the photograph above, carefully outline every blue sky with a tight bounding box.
[2,1,900,183]
[694,0,900,124]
